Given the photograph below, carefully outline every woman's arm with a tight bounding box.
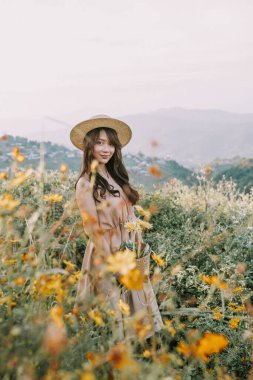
[75,177,112,260]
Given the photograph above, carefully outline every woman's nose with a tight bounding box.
[102,144,112,152]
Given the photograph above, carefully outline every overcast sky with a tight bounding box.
[0,0,252,130]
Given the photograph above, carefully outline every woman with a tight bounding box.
[69,114,163,341]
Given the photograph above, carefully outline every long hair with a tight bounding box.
[74,127,139,205]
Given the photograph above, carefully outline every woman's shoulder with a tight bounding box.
[76,173,91,190]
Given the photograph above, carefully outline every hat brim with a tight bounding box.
[70,117,132,150]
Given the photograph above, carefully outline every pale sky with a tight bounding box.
[0,0,253,128]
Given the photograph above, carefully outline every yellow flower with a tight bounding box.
[151,252,165,267]
[0,296,16,315]
[81,371,96,380]
[117,299,130,316]
[134,205,151,221]
[124,221,141,232]
[0,171,8,180]
[232,287,243,293]
[31,273,67,303]
[233,305,246,312]
[10,168,33,187]
[2,258,17,265]
[200,274,228,290]
[229,317,240,328]
[137,219,153,230]
[88,309,104,326]
[164,319,176,336]
[106,249,136,275]
[119,268,145,290]
[43,193,63,202]
[12,146,26,162]
[63,260,76,272]
[0,193,20,212]
[106,309,117,317]
[143,350,151,358]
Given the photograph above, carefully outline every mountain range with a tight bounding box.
[1,107,253,169]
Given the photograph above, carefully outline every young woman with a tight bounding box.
[69,114,163,340]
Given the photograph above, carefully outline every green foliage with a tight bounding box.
[0,167,252,379]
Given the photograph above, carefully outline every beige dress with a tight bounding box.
[74,172,163,340]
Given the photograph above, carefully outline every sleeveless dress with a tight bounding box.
[74,172,163,340]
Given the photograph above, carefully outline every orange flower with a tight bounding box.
[177,332,229,362]
[200,274,229,290]
[119,268,145,290]
[195,332,229,362]
[229,317,240,328]
[107,343,140,373]
[148,165,162,177]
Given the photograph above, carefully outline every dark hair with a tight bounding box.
[74,127,139,205]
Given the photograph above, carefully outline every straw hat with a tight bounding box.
[70,114,132,151]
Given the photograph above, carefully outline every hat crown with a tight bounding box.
[88,114,111,120]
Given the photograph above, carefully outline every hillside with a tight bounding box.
[0,135,197,191]
[1,134,253,193]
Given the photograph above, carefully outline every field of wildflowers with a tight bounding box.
[0,138,252,379]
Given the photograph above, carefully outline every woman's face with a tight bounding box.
[93,129,115,164]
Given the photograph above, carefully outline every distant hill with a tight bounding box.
[212,157,253,193]
[0,135,197,191]
[1,135,252,193]
[1,107,253,168]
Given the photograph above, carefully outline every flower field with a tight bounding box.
[0,142,252,379]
